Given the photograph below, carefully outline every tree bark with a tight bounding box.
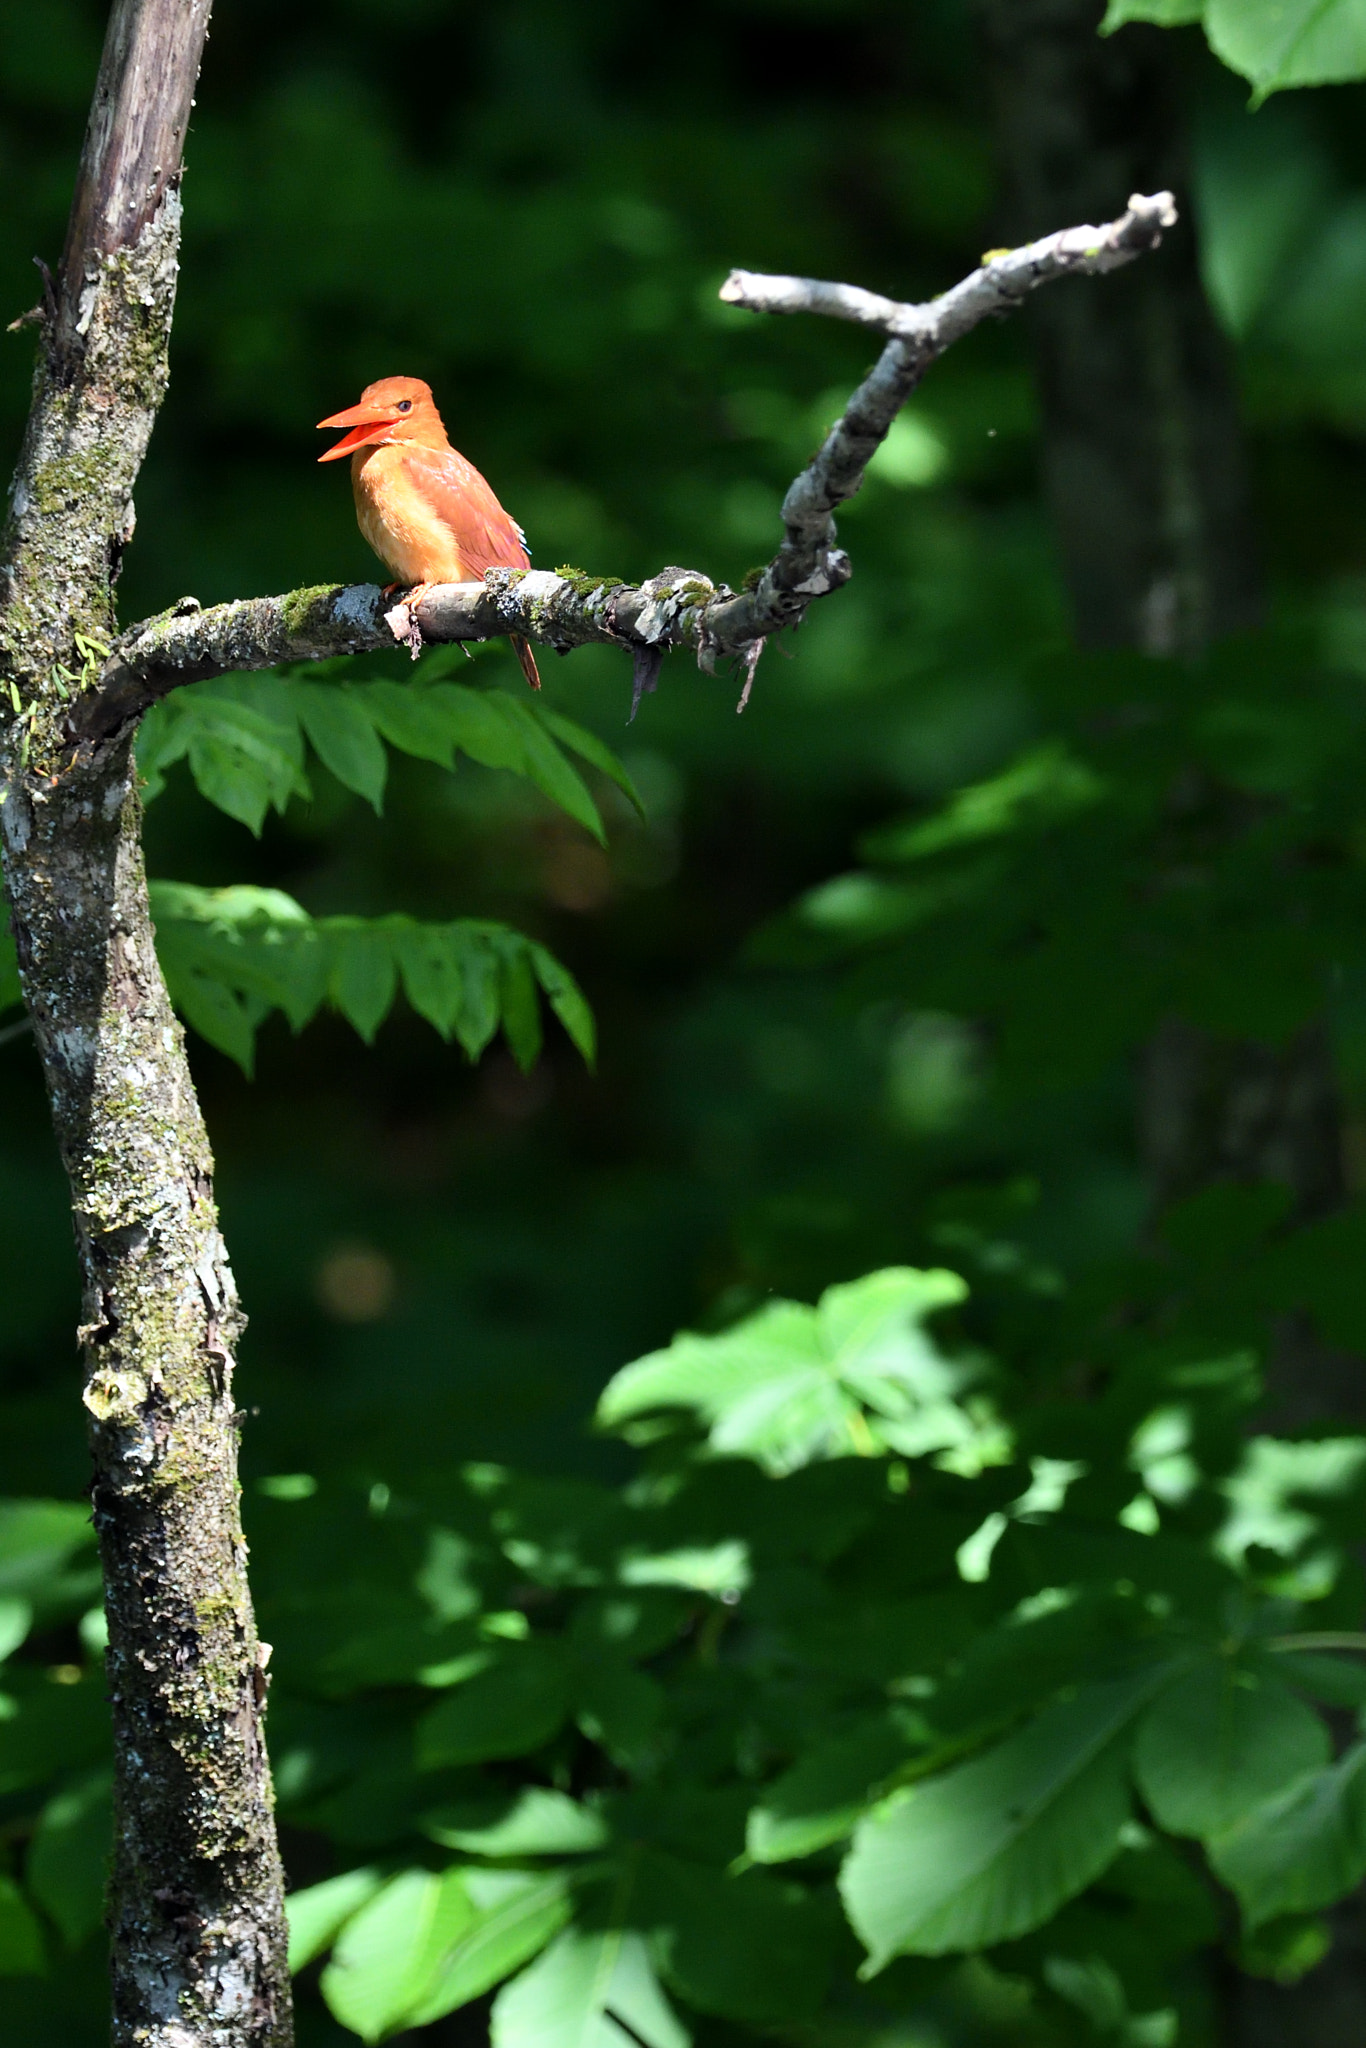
[0,2,291,2042]
[977,0,1261,654]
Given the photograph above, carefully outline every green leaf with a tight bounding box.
[492,1924,690,2048]
[529,943,596,1065]
[416,1642,570,1768]
[861,744,1105,865]
[1205,0,1366,96]
[292,682,388,810]
[0,1874,44,1975]
[357,680,461,767]
[149,888,593,1073]
[747,1718,908,1865]
[423,1787,608,1857]
[26,1771,110,1946]
[840,1673,1163,1967]
[394,922,467,1040]
[403,1868,574,2026]
[597,1266,974,1475]
[0,1600,31,1663]
[645,1855,833,2025]
[327,924,399,1043]
[0,1500,96,1602]
[286,1867,386,1973]
[1210,1743,1366,1929]
[537,707,646,816]
[1100,0,1202,28]
[320,1867,473,2042]
[139,684,307,833]
[1133,1659,1330,1840]
[496,936,544,1072]
[495,695,607,844]
[575,1658,666,1761]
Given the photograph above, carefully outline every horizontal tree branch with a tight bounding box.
[75,191,1176,745]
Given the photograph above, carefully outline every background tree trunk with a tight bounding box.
[0,2,291,2041]
[976,2,1365,2037]
[977,0,1261,655]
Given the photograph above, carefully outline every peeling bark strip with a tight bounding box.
[0,1,291,2043]
[76,193,1176,742]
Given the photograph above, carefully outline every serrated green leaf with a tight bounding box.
[403,1868,574,2026]
[326,924,399,1043]
[321,1867,474,2042]
[416,1641,570,1768]
[357,680,459,767]
[286,1866,386,1973]
[150,890,591,1070]
[492,1924,689,2048]
[496,938,544,1072]
[840,1672,1165,1966]
[747,1718,907,1864]
[1210,1743,1366,1929]
[537,707,646,816]
[293,683,388,811]
[1133,1658,1330,1840]
[166,969,260,1074]
[27,1770,111,1947]
[434,685,528,773]
[451,927,502,1059]
[394,920,465,1039]
[530,943,596,1064]
[141,686,306,833]
[494,695,606,844]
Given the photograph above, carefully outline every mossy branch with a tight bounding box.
[75,192,1176,744]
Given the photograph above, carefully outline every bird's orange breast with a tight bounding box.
[351,444,466,585]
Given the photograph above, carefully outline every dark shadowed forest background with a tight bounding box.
[10,1,1366,2043]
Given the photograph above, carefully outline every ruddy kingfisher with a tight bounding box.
[317,374,540,688]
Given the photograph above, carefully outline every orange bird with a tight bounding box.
[317,374,539,688]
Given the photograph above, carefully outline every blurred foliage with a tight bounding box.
[9,0,1366,2042]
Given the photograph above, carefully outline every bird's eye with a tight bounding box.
[396,399,413,413]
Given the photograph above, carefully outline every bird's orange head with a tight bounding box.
[317,375,445,460]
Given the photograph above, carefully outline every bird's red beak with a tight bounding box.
[316,401,402,461]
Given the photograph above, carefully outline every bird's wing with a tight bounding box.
[399,445,530,580]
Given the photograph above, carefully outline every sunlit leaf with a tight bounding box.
[1134,1658,1330,1840]
[286,1866,386,1973]
[492,1924,689,2048]
[1210,1742,1366,1928]
[841,1672,1166,1966]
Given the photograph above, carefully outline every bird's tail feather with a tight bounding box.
[512,635,540,690]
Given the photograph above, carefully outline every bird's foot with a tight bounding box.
[382,582,433,661]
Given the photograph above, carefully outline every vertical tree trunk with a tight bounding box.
[977,0,1261,654]
[975,3,1366,2036]
[0,3,291,2041]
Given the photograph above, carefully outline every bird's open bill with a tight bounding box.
[316,399,403,461]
